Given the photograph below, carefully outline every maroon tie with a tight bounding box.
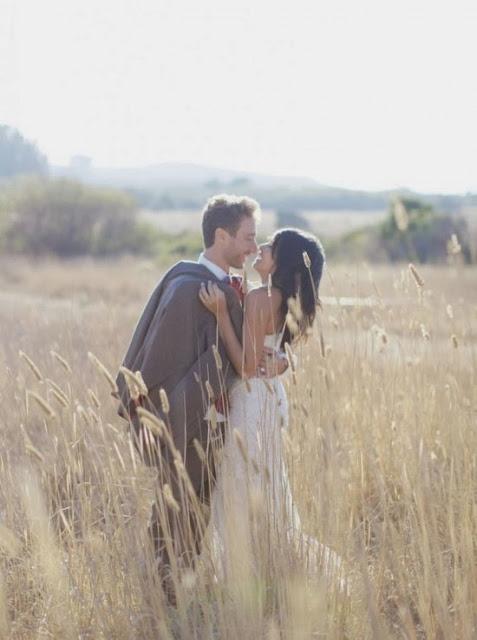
[224,274,244,303]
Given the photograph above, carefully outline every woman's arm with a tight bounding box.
[199,282,272,378]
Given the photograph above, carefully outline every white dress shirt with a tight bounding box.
[198,252,229,281]
[198,252,228,423]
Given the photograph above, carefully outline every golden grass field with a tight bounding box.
[0,256,476,639]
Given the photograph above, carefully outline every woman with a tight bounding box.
[199,228,339,584]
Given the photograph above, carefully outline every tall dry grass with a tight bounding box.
[0,257,476,638]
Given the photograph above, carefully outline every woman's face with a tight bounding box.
[252,241,275,276]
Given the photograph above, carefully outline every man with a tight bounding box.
[116,194,286,598]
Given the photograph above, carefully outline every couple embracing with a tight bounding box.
[116,194,330,599]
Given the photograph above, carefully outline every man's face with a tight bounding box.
[222,216,258,269]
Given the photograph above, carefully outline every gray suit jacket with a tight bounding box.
[116,261,243,458]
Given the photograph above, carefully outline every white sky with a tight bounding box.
[1,0,476,193]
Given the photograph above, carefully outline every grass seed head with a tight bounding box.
[136,407,166,437]
[159,388,170,414]
[392,198,409,231]
[212,344,222,370]
[50,350,72,373]
[26,390,56,419]
[205,380,215,400]
[447,233,462,255]
[192,438,206,463]
[163,484,180,512]
[49,388,69,408]
[88,352,118,394]
[19,351,43,382]
[409,263,424,288]
[87,388,101,409]
[420,324,430,340]
[119,366,146,401]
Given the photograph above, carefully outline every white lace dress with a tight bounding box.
[204,333,341,584]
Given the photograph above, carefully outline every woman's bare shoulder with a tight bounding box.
[245,285,282,307]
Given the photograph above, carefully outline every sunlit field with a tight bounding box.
[140,208,388,238]
[0,256,476,639]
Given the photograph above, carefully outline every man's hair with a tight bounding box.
[201,194,260,248]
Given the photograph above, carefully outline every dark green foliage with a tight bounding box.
[155,231,203,265]
[0,125,48,178]
[328,198,473,263]
[379,198,471,263]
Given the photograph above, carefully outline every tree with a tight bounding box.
[379,198,472,263]
[0,125,48,179]
[0,177,160,257]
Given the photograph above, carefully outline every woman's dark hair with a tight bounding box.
[270,228,325,346]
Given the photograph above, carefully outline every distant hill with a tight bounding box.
[50,161,477,214]
[51,161,317,190]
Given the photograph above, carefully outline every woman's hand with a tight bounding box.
[199,281,228,318]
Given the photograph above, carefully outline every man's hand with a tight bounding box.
[257,347,289,378]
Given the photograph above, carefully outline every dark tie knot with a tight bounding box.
[223,274,244,302]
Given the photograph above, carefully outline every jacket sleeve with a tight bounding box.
[119,275,243,453]
[165,317,237,451]
[149,282,242,452]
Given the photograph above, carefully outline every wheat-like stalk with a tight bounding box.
[163,483,180,513]
[119,366,148,400]
[159,388,170,414]
[49,388,69,408]
[88,351,118,394]
[26,390,56,419]
[392,197,409,232]
[19,350,43,382]
[409,263,424,288]
[193,438,206,463]
[87,388,101,408]
[45,378,69,404]
[212,344,223,370]
[136,407,166,438]
[50,350,72,373]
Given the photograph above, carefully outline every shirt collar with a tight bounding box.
[198,252,229,281]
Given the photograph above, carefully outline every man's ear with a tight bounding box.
[215,227,228,245]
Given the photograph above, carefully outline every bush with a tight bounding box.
[327,198,473,264]
[378,198,472,263]
[0,177,161,257]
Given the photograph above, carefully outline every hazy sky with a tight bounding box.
[1,0,476,193]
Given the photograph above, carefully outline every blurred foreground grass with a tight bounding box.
[0,257,476,638]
